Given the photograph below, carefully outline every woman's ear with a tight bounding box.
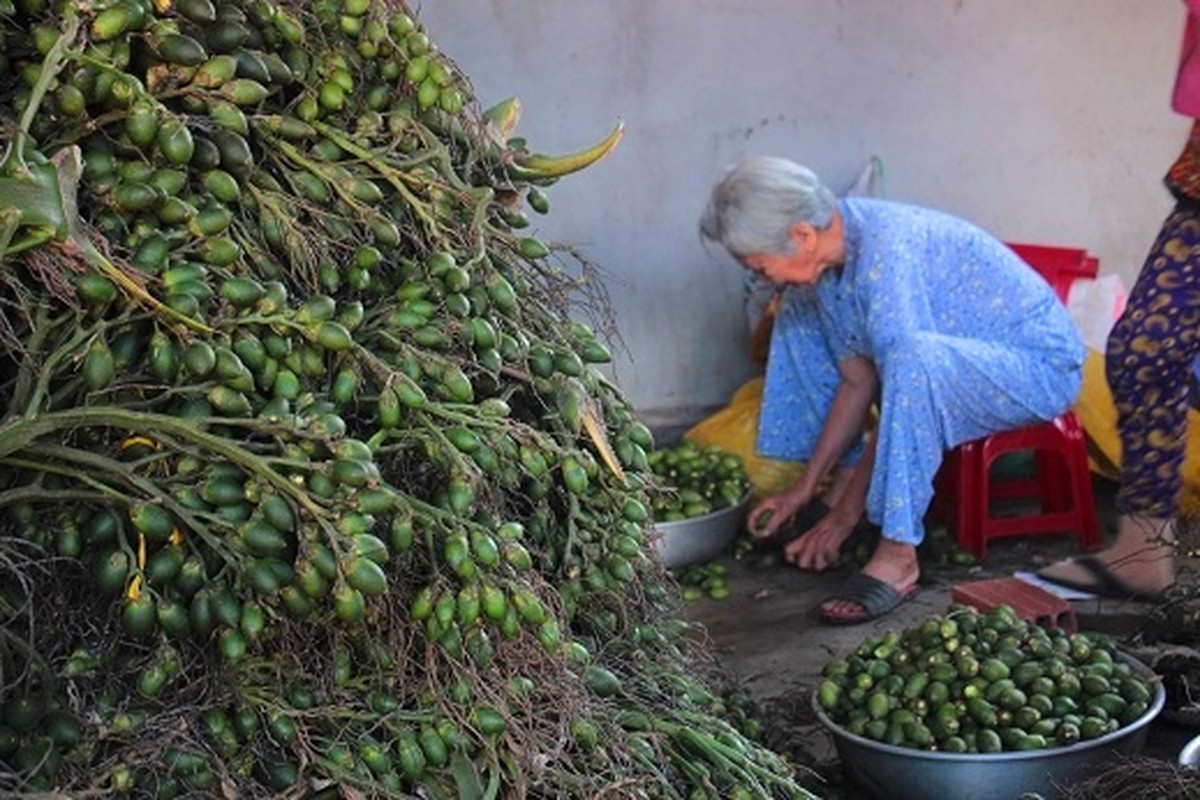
[787,222,817,254]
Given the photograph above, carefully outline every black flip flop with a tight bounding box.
[817,572,919,626]
[1035,556,1164,602]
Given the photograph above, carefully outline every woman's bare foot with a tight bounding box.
[1038,515,1176,596]
[818,539,920,620]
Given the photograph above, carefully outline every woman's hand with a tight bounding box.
[784,437,873,570]
[747,488,811,540]
[783,498,862,570]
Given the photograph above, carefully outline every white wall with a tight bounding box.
[420,1,1188,426]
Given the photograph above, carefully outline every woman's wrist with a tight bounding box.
[784,480,815,509]
[830,496,864,525]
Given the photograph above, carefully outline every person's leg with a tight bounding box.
[821,333,1080,622]
[1041,205,1200,595]
[869,334,1081,544]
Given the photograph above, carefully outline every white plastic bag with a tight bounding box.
[846,154,886,199]
[1066,274,1128,353]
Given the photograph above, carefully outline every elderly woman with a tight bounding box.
[700,156,1085,624]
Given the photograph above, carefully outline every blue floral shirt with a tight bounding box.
[815,198,1085,370]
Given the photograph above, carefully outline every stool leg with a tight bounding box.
[1068,442,1100,552]
[957,441,985,558]
[1036,449,1069,513]
[1061,414,1101,552]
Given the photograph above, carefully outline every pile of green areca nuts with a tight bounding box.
[816,604,1155,753]
[648,441,749,523]
[0,1,816,797]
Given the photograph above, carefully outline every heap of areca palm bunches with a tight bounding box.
[0,1,817,797]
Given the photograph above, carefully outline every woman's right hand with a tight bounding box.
[747,488,810,539]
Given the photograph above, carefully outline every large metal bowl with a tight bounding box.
[1180,733,1200,768]
[813,652,1165,800]
[652,497,749,569]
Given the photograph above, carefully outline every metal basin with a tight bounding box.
[1180,732,1200,768]
[813,653,1165,800]
[652,497,748,569]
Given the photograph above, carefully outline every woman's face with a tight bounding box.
[741,249,820,285]
[740,223,826,285]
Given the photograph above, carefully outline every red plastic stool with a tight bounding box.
[935,410,1101,559]
[931,243,1103,560]
[952,577,1078,633]
[1006,243,1099,304]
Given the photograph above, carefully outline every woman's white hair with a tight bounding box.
[699,156,837,258]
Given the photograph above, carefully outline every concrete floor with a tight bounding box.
[677,476,1200,798]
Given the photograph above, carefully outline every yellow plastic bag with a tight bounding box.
[1072,349,1122,481]
[684,377,806,495]
[1073,347,1200,519]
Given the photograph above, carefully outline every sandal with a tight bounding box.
[1035,556,1166,602]
[817,572,919,626]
